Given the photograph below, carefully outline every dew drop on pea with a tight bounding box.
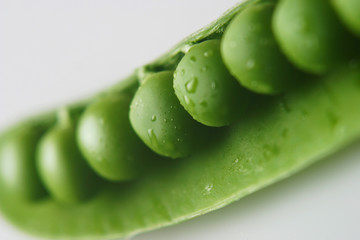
[185,77,198,93]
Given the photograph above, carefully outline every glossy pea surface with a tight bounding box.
[77,94,150,181]
[221,2,300,94]
[332,0,360,36]
[130,71,201,158]
[174,39,249,127]
[0,126,46,200]
[273,0,355,74]
[37,120,99,204]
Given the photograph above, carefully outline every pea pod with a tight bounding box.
[1,0,360,239]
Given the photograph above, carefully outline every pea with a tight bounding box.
[332,0,360,37]
[173,39,250,127]
[77,94,151,181]
[0,126,47,200]
[221,2,300,94]
[273,0,355,74]
[130,71,202,158]
[37,111,99,204]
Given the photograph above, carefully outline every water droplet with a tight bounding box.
[246,59,255,70]
[151,115,157,121]
[279,100,291,113]
[233,158,239,165]
[177,138,183,142]
[190,56,196,62]
[181,69,185,76]
[170,118,174,122]
[201,66,208,72]
[185,77,198,93]
[204,50,214,57]
[301,110,309,118]
[163,118,168,123]
[200,101,207,107]
[305,36,319,49]
[174,125,177,129]
[211,82,217,90]
[204,183,213,194]
[147,129,158,146]
[263,144,280,158]
[184,95,195,107]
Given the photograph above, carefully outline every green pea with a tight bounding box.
[273,0,355,74]
[332,0,360,37]
[0,126,47,201]
[221,2,300,95]
[77,94,151,181]
[37,111,99,204]
[130,71,202,158]
[173,39,249,127]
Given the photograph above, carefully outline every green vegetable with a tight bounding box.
[273,0,356,74]
[174,39,250,127]
[130,71,203,158]
[37,110,100,203]
[0,125,47,201]
[0,0,360,239]
[332,0,360,36]
[77,94,152,181]
[221,2,300,94]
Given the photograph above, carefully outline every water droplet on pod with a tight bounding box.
[246,59,255,70]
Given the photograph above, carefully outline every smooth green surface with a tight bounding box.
[130,71,204,158]
[77,94,152,181]
[332,0,360,36]
[273,0,355,74]
[221,2,300,94]
[37,116,100,204]
[1,0,360,238]
[174,40,250,127]
[1,66,360,239]
[0,125,47,201]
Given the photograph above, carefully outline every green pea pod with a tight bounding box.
[1,0,360,239]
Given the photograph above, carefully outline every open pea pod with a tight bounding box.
[1,0,360,239]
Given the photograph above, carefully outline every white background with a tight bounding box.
[0,0,359,239]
